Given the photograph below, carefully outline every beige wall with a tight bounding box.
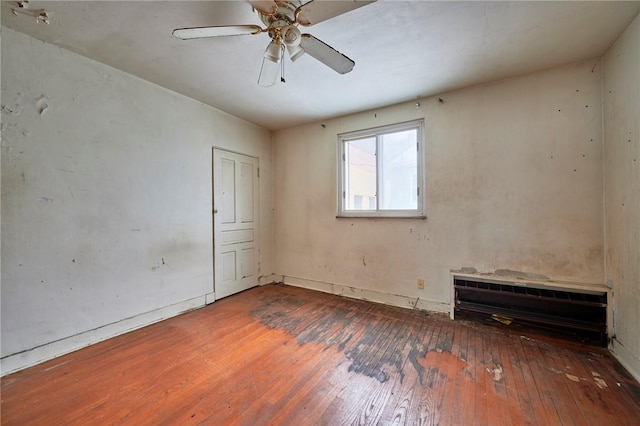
[603,13,640,380]
[274,60,604,312]
[1,29,274,374]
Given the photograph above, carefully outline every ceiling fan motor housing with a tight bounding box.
[258,0,302,40]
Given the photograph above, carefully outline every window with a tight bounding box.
[338,119,425,218]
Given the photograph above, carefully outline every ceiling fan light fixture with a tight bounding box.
[287,44,305,62]
[258,57,280,87]
[264,40,283,63]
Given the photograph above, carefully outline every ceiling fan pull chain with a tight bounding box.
[280,44,286,83]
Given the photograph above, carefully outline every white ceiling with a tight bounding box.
[3,1,639,130]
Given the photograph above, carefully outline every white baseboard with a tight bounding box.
[282,275,450,314]
[259,274,283,285]
[1,296,206,377]
[609,337,640,383]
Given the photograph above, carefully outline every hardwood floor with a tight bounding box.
[2,283,639,425]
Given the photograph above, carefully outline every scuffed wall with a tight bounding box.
[274,60,604,311]
[1,29,273,373]
[603,13,640,380]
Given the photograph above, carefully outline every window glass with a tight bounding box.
[379,129,417,210]
[345,137,376,211]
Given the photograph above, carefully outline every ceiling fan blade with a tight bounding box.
[299,34,354,74]
[296,0,376,27]
[248,0,278,15]
[172,25,263,40]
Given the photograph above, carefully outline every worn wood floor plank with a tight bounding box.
[379,308,433,424]
[493,326,527,426]
[531,338,583,426]
[416,315,447,425]
[486,329,513,426]
[2,284,640,425]
[461,320,478,426]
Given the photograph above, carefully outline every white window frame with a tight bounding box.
[337,119,426,218]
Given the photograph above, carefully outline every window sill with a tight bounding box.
[336,214,427,219]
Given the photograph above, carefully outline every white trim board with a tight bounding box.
[1,296,206,377]
[259,274,282,286]
[282,275,450,314]
[610,338,640,383]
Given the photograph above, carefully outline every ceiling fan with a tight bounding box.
[172,0,376,87]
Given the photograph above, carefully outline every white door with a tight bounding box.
[213,149,259,300]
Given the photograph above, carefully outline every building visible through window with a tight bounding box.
[353,195,363,209]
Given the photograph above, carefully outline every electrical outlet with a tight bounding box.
[417,279,425,290]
